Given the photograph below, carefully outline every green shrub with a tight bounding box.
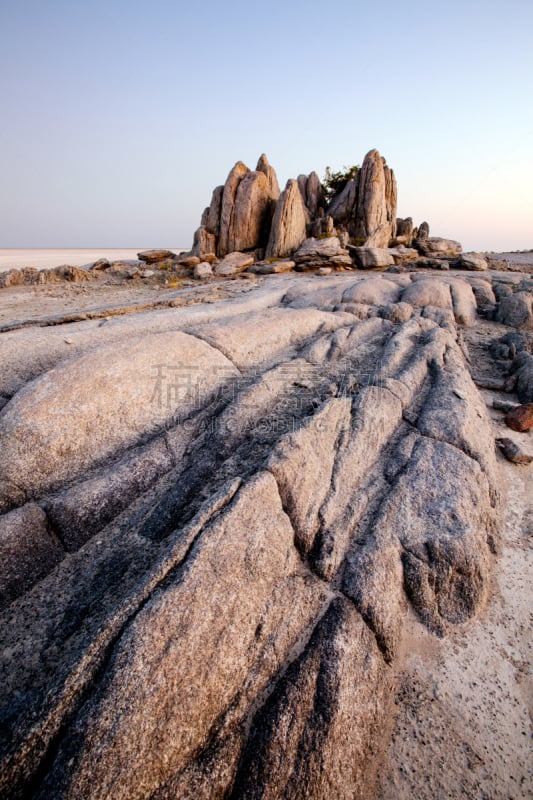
[322,164,360,200]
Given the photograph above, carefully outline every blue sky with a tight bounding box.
[1,0,532,251]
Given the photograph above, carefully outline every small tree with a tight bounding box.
[322,164,360,200]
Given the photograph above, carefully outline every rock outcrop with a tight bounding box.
[192,149,402,265]
[193,155,280,260]
[354,149,397,244]
[0,270,504,799]
[265,179,308,259]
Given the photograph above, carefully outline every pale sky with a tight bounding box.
[1,0,532,251]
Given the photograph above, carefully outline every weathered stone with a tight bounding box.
[342,277,402,306]
[305,171,325,218]
[138,250,177,264]
[384,164,398,238]
[354,149,396,243]
[0,269,24,288]
[175,253,201,267]
[460,252,489,271]
[327,179,358,227]
[378,302,414,323]
[229,170,276,253]
[505,403,533,432]
[193,262,213,279]
[251,260,295,274]
[351,247,395,269]
[192,227,216,260]
[89,258,111,271]
[495,292,533,330]
[364,221,393,248]
[470,279,496,311]
[232,598,391,800]
[294,236,347,263]
[401,279,453,310]
[213,251,255,276]
[416,237,462,255]
[417,221,430,240]
[509,352,533,403]
[265,179,308,259]
[0,332,239,502]
[256,153,280,201]
[396,217,414,245]
[449,279,478,326]
[37,472,328,800]
[205,185,224,236]
[0,503,64,609]
[496,437,532,465]
[0,273,505,800]
[218,161,250,257]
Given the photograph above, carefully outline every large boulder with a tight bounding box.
[460,252,488,271]
[297,171,325,219]
[191,226,216,260]
[364,222,393,248]
[265,179,308,259]
[229,170,275,253]
[495,292,533,330]
[416,237,462,255]
[395,217,414,245]
[0,275,502,798]
[256,153,280,200]
[294,237,350,266]
[350,247,395,268]
[354,149,397,243]
[327,179,358,227]
[213,251,255,276]
[218,161,250,257]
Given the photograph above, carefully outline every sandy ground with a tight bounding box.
[0,248,186,272]
[376,388,532,800]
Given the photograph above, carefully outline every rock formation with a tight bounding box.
[193,155,280,260]
[265,179,308,259]
[1,266,514,798]
[353,149,397,245]
[192,149,401,264]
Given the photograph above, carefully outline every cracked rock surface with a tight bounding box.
[0,271,515,798]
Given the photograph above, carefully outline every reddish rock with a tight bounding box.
[505,403,533,432]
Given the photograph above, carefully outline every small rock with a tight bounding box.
[350,247,395,269]
[251,260,295,274]
[496,438,533,465]
[492,399,519,413]
[460,252,488,271]
[137,249,177,264]
[214,252,255,277]
[90,258,111,271]
[0,269,24,288]
[140,270,155,278]
[416,237,462,256]
[175,254,201,268]
[294,237,347,262]
[317,267,333,276]
[194,262,213,279]
[504,403,533,432]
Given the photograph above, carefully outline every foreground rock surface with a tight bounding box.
[0,271,511,799]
